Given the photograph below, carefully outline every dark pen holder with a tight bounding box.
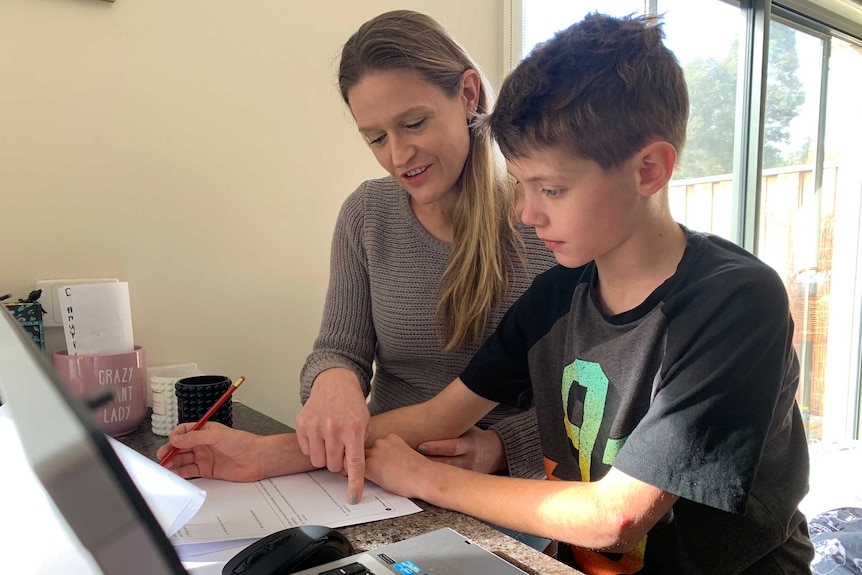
[175,375,234,427]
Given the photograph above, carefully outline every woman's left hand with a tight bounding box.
[415,426,506,473]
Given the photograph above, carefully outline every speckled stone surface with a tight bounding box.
[118,403,584,575]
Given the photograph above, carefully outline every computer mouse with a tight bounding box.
[222,525,355,575]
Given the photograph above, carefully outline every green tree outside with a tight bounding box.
[677,22,805,179]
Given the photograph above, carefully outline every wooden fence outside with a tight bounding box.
[669,164,840,440]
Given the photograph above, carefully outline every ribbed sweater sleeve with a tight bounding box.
[299,177,558,480]
[490,406,546,480]
[299,183,375,399]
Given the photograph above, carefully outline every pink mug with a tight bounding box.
[52,346,147,437]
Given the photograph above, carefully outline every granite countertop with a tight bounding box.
[118,403,584,575]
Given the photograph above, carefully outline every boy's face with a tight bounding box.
[507,145,642,269]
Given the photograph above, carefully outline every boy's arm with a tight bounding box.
[366,434,678,552]
[362,379,680,550]
[366,377,500,449]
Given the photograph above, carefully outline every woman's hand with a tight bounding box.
[294,368,370,503]
[417,426,506,473]
[156,422,271,482]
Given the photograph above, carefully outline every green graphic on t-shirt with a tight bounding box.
[562,359,627,481]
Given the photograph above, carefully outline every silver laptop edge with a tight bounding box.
[0,309,187,575]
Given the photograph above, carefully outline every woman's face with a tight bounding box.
[347,69,479,208]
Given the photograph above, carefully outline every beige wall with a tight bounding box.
[0,0,503,427]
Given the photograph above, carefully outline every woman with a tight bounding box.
[160,10,556,551]
[295,10,555,501]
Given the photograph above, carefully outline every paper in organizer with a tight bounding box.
[58,282,135,356]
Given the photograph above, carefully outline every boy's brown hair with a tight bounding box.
[487,13,689,169]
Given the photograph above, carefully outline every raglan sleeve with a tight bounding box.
[613,263,800,514]
[460,266,567,409]
[463,265,578,479]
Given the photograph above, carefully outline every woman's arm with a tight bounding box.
[156,423,317,481]
[295,187,376,502]
[299,187,376,403]
[159,379,497,490]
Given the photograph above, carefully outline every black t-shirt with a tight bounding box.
[462,228,814,574]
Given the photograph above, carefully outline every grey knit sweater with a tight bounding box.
[300,176,557,479]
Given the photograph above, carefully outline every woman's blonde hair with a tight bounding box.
[339,10,523,352]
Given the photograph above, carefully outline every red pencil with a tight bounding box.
[159,376,245,467]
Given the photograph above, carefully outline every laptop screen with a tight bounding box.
[0,308,187,575]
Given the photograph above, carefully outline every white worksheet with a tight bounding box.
[171,469,421,552]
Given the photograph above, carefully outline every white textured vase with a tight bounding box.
[149,368,202,436]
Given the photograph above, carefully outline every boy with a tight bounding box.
[160,13,814,574]
[364,12,814,573]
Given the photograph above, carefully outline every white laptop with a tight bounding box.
[0,309,529,575]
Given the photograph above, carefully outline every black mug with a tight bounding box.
[175,374,234,427]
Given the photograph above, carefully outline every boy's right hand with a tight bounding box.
[295,369,370,504]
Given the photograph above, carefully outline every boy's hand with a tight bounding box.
[416,427,506,473]
[365,434,434,499]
